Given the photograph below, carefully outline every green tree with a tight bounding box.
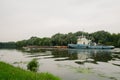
[66,32,77,44]
[16,40,27,48]
[0,42,16,49]
[51,33,65,46]
[91,30,111,44]
[41,37,51,46]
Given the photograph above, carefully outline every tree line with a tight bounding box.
[0,42,16,49]
[0,30,120,48]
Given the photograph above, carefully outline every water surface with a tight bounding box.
[0,49,120,80]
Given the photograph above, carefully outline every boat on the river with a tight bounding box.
[68,36,114,49]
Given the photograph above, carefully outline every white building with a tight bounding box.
[77,36,91,45]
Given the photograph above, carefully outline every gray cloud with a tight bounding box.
[0,0,120,42]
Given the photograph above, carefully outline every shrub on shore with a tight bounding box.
[27,58,39,72]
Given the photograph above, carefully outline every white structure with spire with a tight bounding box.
[77,36,91,45]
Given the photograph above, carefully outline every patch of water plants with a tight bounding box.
[57,64,93,74]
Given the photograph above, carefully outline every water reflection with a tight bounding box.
[22,48,120,65]
[50,49,119,65]
[51,49,77,61]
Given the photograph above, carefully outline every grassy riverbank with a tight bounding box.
[0,61,60,80]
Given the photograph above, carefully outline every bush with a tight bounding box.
[27,59,39,72]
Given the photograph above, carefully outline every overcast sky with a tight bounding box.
[0,0,120,42]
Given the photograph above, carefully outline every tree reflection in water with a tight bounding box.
[51,49,116,65]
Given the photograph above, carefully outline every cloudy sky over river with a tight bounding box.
[0,0,120,41]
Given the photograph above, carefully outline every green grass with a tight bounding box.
[0,61,60,80]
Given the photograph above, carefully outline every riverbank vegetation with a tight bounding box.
[15,30,120,48]
[0,30,120,48]
[0,61,60,80]
[27,59,39,72]
[0,42,16,48]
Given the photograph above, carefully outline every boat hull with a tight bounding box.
[68,44,114,49]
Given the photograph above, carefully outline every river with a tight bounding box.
[0,48,120,80]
